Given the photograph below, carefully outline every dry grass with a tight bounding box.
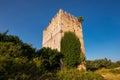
[95,68,120,80]
[103,73,120,80]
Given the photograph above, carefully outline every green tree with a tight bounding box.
[61,32,82,68]
[0,32,36,80]
[35,47,63,71]
[0,32,35,58]
[0,31,64,80]
[86,58,112,71]
[0,31,22,44]
[31,47,63,80]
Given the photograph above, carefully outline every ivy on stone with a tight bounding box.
[61,31,82,68]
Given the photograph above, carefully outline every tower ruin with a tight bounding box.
[42,9,85,54]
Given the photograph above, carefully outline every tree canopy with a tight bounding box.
[0,31,62,80]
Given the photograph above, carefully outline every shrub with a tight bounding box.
[86,58,112,71]
[78,16,84,23]
[35,47,63,71]
[61,32,82,68]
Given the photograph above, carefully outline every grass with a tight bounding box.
[57,68,105,80]
[95,68,120,80]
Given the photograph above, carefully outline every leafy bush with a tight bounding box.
[87,58,120,71]
[0,32,35,58]
[0,32,63,80]
[35,47,63,71]
[61,32,82,68]
[108,61,120,68]
[86,58,112,71]
[0,30,22,44]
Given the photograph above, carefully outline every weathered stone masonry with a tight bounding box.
[42,9,85,54]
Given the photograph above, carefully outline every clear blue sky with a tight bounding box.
[0,0,120,61]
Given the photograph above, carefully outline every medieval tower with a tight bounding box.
[42,9,85,54]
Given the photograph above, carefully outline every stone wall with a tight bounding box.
[60,10,84,53]
[42,10,62,51]
[42,9,85,53]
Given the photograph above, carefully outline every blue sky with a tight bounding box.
[0,0,120,61]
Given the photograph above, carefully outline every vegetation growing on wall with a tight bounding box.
[60,31,83,68]
[78,16,84,23]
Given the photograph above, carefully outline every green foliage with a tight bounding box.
[38,72,59,80]
[0,42,35,58]
[0,32,63,80]
[86,58,112,71]
[78,16,84,23]
[0,54,37,80]
[1,31,120,80]
[35,47,63,71]
[108,61,120,68]
[57,68,105,80]
[31,47,63,80]
[0,31,22,44]
[86,58,120,71]
[61,32,82,68]
[57,68,80,80]
[0,32,35,58]
[0,32,36,80]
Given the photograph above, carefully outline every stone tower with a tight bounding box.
[42,9,85,54]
